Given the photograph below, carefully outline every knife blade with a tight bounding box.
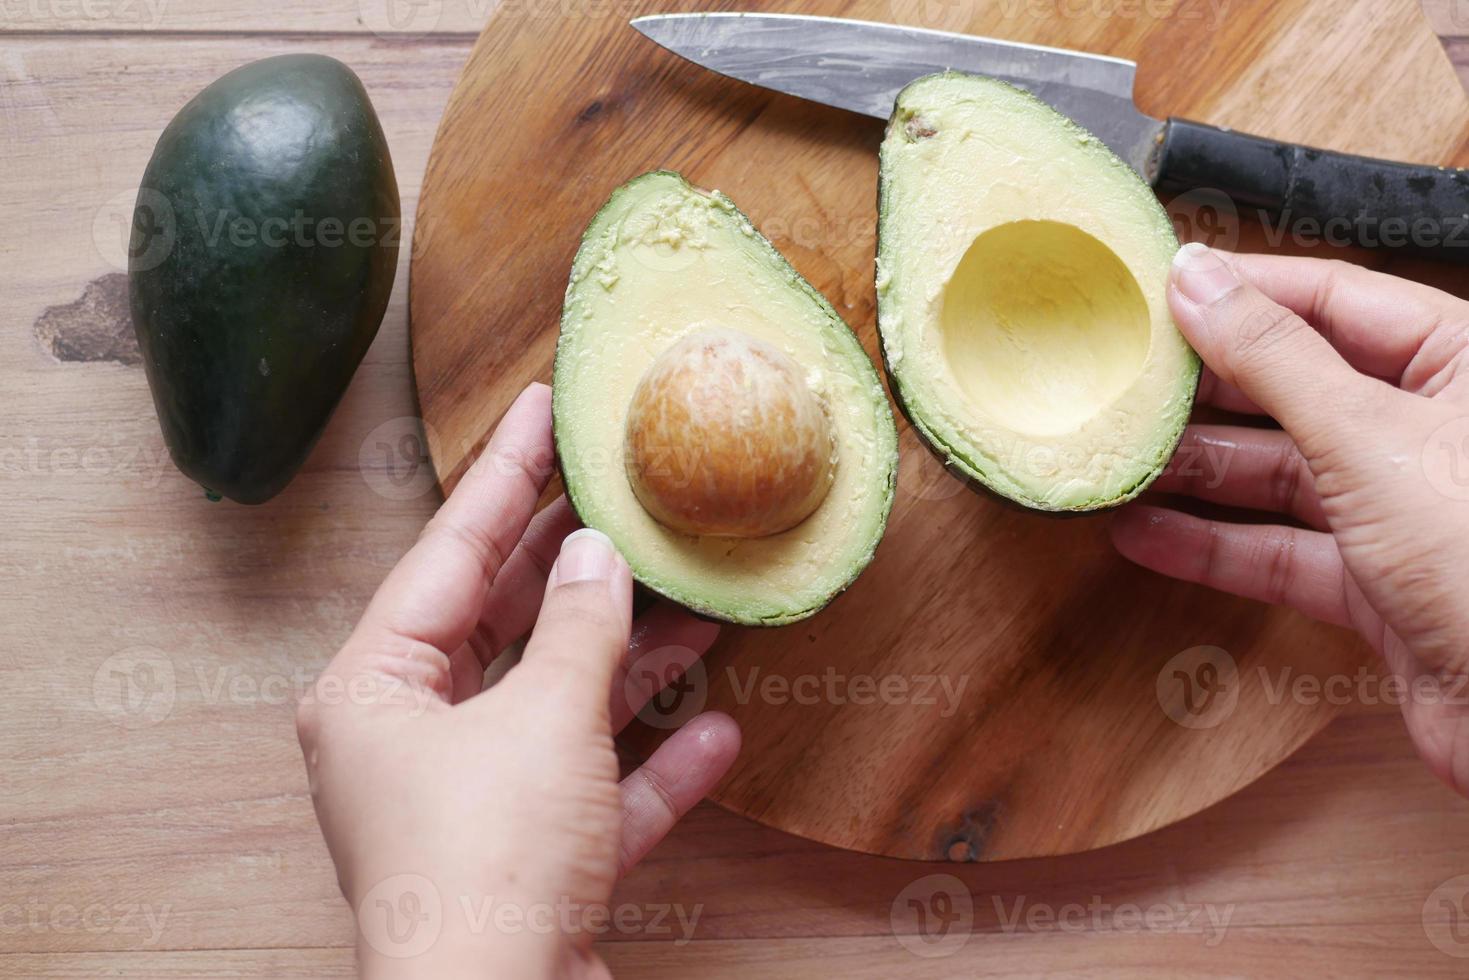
[631,12,1163,173]
[632,12,1469,261]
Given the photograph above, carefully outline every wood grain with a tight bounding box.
[0,923,1459,978]
[3,1,1469,976]
[408,0,1469,862]
[1427,0,1469,93]
[0,0,488,33]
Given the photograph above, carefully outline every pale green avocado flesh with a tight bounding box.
[555,172,899,626]
[877,72,1200,512]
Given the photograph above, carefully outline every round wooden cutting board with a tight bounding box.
[410,0,1469,860]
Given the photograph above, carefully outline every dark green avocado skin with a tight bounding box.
[129,54,400,504]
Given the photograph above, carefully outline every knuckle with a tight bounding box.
[1232,303,1306,364]
[548,583,624,634]
[422,516,509,581]
[1270,442,1306,515]
[386,645,455,704]
[1199,520,1226,585]
[636,766,681,820]
[1255,529,1299,606]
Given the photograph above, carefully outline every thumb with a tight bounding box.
[1169,244,1397,461]
[511,528,634,728]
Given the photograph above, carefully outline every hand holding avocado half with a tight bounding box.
[296,385,740,979]
[297,255,1469,980]
[1114,245,1469,798]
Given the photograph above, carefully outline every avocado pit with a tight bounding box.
[624,327,835,538]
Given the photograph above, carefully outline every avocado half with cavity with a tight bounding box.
[876,73,1199,512]
[555,172,899,626]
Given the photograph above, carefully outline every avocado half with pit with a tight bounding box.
[555,172,899,626]
[876,73,1199,512]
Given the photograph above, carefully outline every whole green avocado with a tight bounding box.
[129,54,400,504]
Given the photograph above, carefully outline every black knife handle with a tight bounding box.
[1151,118,1469,262]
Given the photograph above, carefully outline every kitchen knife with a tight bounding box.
[633,12,1469,261]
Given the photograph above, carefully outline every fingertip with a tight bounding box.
[1171,243,1241,306]
[659,712,742,793]
[499,382,552,431]
[459,383,556,496]
[687,711,742,758]
[615,710,743,875]
[1109,504,1167,562]
[518,380,553,407]
[550,527,622,585]
[1167,278,1209,352]
[1168,243,1244,362]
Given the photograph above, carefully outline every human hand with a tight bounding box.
[1112,245,1469,796]
[296,383,741,979]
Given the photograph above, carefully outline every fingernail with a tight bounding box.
[1172,242,1240,306]
[555,528,617,585]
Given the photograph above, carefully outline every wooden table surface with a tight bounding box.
[5,2,1469,976]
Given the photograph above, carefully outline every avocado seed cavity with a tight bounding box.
[939,220,1150,436]
[624,327,836,538]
